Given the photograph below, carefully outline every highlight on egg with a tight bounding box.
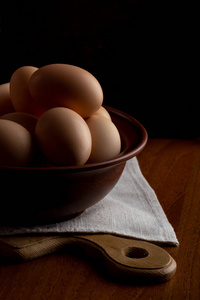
[35,107,92,166]
[0,119,34,167]
[0,112,38,135]
[86,115,121,163]
[92,106,111,120]
[10,66,40,115]
[0,83,15,116]
[29,64,103,118]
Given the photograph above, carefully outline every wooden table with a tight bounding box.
[0,139,200,299]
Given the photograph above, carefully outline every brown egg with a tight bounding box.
[0,112,38,135]
[86,115,121,163]
[29,64,103,118]
[92,106,111,120]
[0,83,15,116]
[35,107,92,166]
[0,119,34,167]
[10,66,40,115]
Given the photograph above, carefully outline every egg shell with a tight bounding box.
[35,107,92,166]
[92,106,111,120]
[10,66,40,115]
[29,64,103,118]
[0,119,34,167]
[86,115,121,163]
[0,112,38,135]
[0,83,15,116]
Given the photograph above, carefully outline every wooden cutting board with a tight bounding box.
[0,234,176,284]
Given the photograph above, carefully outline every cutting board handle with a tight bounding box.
[0,234,176,283]
[72,234,177,283]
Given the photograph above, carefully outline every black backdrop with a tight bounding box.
[0,1,197,138]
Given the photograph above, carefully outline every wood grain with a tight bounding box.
[0,138,200,299]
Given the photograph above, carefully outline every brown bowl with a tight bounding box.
[0,106,148,225]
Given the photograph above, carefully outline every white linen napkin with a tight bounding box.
[0,157,179,245]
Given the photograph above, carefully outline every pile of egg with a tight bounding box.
[0,64,121,167]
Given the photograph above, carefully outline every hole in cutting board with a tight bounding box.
[123,247,149,259]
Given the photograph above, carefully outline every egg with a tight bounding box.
[0,119,34,167]
[86,115,121,163]
[0,112,38,135]
[10,66,40,115]
[0,83,15,116]
[92,106,111,120]
[35,107,92,166]
[29,64,103,118]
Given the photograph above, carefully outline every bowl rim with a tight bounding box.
[0,106,148,172]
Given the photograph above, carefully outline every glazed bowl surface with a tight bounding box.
[0,106,147,225]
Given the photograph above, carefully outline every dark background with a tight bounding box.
[0,0,197,138]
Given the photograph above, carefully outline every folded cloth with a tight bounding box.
[0,158,179,246]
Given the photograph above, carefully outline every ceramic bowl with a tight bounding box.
[0,106,148,225]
